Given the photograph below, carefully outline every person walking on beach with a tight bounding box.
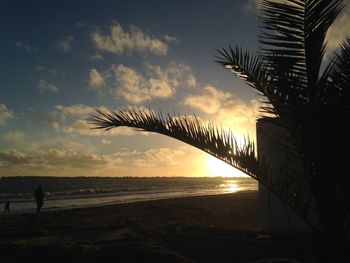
[2,200,10,214]
[34,185,44,212]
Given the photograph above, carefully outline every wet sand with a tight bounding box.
[0,191,314,262]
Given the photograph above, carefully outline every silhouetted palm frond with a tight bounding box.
[88,107,258,178]
[321,37,350,108]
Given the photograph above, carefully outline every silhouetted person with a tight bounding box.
[34,185,44,212]
[2,201,10,214]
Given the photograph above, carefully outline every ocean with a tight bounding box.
[0,176,258,213]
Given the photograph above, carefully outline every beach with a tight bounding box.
[0,191,313,262]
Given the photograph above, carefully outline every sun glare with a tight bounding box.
[206,155,247,177]
[227,183,240,193]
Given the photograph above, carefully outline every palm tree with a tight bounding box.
[88,0,350,261]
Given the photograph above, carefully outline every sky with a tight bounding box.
[1,0,349,177]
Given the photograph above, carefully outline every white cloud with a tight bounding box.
[60,119,138,136]
[183,86,265,139]
[184,85,232,114]
[216,99,261,134]
[51,104,140,136]
[89,69,105,90]
[0,104,14,126]
[114,64,174,103]
[164,35,179,43]
[37,79,58,94]
[0,146,201,177]
[57,36,74,52]
[91,23,171,56]
[144,62,197,88]
[133,147,186,168]
[0,148,122,170]
[54,104,98,118]
[89,62,196,103]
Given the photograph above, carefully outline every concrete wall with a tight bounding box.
[256,119,310,232]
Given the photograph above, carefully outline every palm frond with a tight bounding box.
[304,0,344,102]
[259,0,307,92]
[215,46,278,116]
[215,46,267,93]
[316,37,350,110]
[259,0,343,103]
[87,107,259,178]
[329,37,350,104]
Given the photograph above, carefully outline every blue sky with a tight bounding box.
[1,0,349,177]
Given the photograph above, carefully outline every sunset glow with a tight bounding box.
[206,155,247,177]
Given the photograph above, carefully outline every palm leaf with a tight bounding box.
[215,46,267,93]
[88,107,258,177]
[304,0,343,96]
[324,37,350,107]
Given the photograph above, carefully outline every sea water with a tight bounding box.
[0,176,257,213]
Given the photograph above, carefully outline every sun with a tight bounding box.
[205,155,247,177]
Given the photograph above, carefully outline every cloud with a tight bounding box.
[183,85,232,114]
[57,36,74,52]
[0,146,200,176]
[51,104,140,136]
[0,104,14,126]
[164,35,179,43]
[115,64,174,103]
[215,99,262,134]
[59,119,138,136]
[144,62,197,88]
[0,149,122,170]
[0,150,31,164]
[37,79,59,94]
[91,23,171,56]
[14,41,39,52]
[88,69,105,93]
[133,147,186,168]
[54,104,98,118]
[89,62,196,103]
[183,86,265,139]
[90,54,104,60]
[2,131,25,143]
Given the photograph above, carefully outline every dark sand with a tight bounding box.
[0,191,314,262]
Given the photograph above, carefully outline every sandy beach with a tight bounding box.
[0,191,314,262]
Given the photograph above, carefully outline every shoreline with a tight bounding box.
[4,188,258,215]
[0,190,314,262]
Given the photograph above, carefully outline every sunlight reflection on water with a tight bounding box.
[220,182,240,193]
[227,183,240,193]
